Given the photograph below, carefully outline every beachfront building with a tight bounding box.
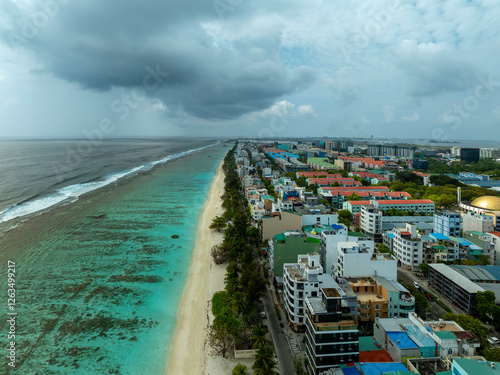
[267,231,321,285]
[305,287,359,374]
[283,253,356,332]
[434,210,461,237]
[392,224,423,272]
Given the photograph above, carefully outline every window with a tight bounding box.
[375,304,380,310]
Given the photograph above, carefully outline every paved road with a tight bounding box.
[263,285,295,375]
[397,269,448,320]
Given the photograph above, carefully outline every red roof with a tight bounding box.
[297,172,341,178]
[400,231,412,236]
[359,350,394,362]
[347,199,434,206]
[346,200,371,205]
[321,186,390,191]
[488,231,500,238]
[376,199,434,205]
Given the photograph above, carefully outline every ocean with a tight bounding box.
[0,138,230,374]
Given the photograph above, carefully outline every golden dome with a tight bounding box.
[471,196,500,211]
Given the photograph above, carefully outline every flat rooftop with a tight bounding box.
[323,287,341,298]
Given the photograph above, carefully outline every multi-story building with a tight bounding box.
[348,276,414,322]
[392,224,423,272]
[434,210,461,237]
[428,263,484,316]
[360,204,383,242]
[480,148,500,159]
[343,199,435,215]
[463,213,495,233]
[319,224,369,275]
[460,148,480,163]
[304,287,359,374]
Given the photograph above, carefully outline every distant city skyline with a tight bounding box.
[1,1,500,140]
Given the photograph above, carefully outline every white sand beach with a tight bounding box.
[167,162,246,374]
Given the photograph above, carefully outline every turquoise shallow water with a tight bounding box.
[0,144,229,374]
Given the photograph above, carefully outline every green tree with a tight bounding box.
[210,215,227,232]
[484,347,500,362]
[252,344,278,375]
[208,314,241,358]
[347,193,362,201]
[476,291,498,323]
[377,243,390,253]
[232,363,250,375]
[419,263,429,274]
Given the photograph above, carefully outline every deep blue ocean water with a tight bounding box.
[0,139,230,374]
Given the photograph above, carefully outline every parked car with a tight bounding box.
[425,293,433,302]
[413,281,420,289]
[488,337,499,345]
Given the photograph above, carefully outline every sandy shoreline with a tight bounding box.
[166,161,227,374]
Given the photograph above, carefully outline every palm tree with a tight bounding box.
[252,344,278,375]
[228,291,247,317]
[252,325,270,349]
[231,363,249,375]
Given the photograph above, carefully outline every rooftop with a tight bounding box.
[449,265,500,282]
[387,331,419,349]
[454,358,500,375]
[429,264,485,294]
[359,362,409,375]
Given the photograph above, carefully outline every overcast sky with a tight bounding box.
[1,0,500,140]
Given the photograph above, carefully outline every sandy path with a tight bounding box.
[166,162,227,374]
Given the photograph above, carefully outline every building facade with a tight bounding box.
[434,210,461,237]
[305,288,359,374]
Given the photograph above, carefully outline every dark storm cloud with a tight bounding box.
[2,0,315,120]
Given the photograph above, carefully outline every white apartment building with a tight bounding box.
[392,224,423,272]
[360,204,383,241]
[337,242,397,280]
[320,224,370,275]
[463,213,495,233]
[283,253,343,331]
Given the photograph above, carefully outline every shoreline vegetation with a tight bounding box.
[168,144,276,375]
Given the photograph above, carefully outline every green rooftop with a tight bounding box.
[272,234,320,276]
[434,331,456,340]
[307,157,339,169]
[359,336,383,351]
[454,358,500,375]
[349,231,367,238]
[436,371,452,375]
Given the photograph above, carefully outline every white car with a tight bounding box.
[488,337,499,345]
[413,281,420,289]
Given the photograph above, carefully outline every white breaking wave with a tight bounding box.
[0,142,219,224]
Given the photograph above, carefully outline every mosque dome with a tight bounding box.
[471,196,500,211]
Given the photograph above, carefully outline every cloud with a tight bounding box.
[259,100,314,120]
[402,112,420,121]
[383,105,395,123]
[297,104,314,116]
[395,40,479,97]
[0,0,316,121]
